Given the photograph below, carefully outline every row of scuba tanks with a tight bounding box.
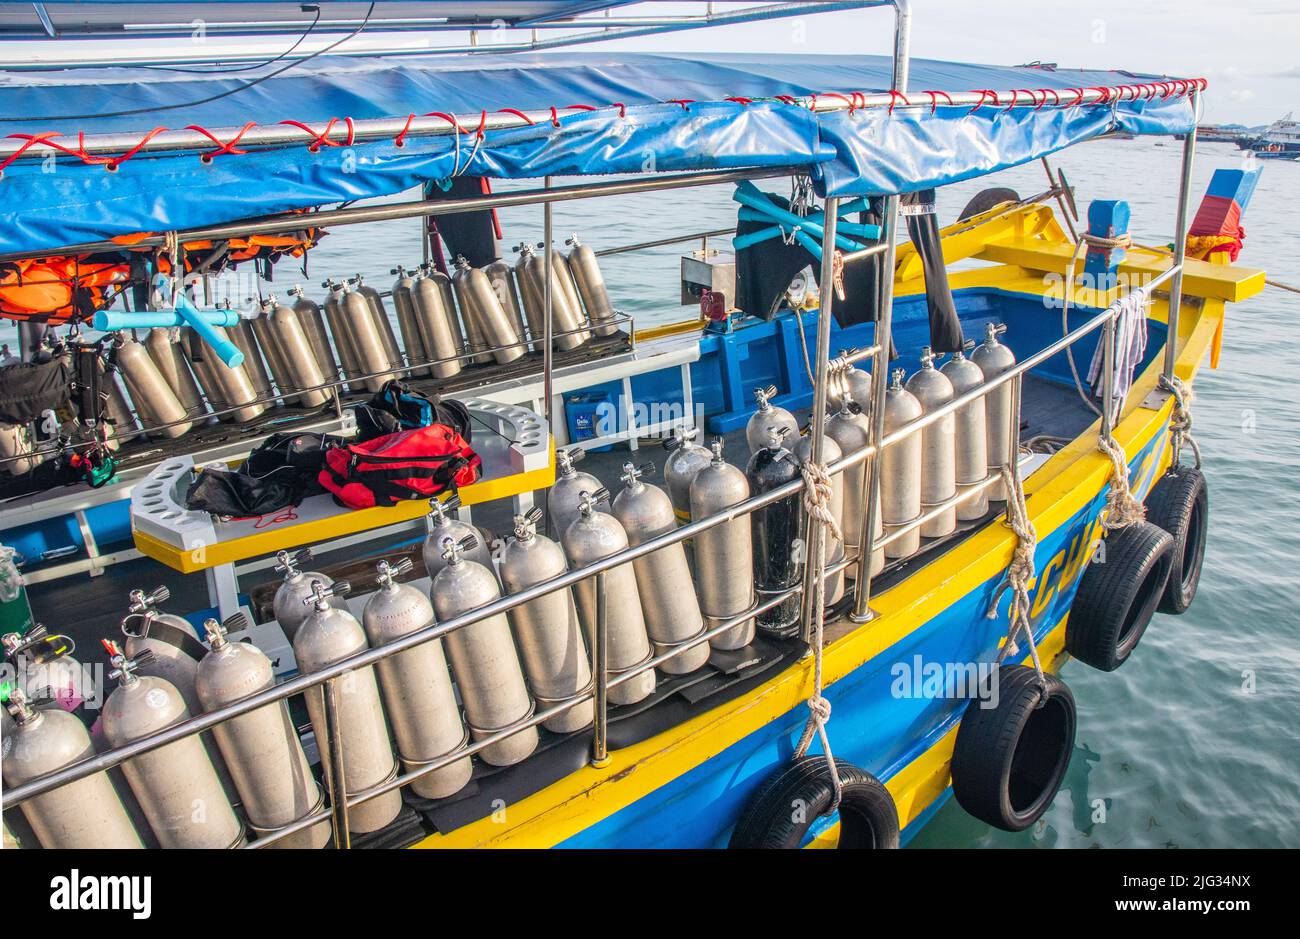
[0,323,1019,849]
[0,235,619,475]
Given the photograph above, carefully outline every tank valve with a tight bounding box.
[440,534,479,564]
[576,488,610,517]
[104,639,154,685]
[303,578,351,610]
[620,460,656,488]
[127,585,170,613]
[710,437,726,463]
[764,424,792,451]
[890,368,907,390]
[375,557,415,588]
[753,385,779,409]
[274,548,313,577]
[512,507,545,540]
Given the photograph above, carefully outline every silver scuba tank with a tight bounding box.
[294,580,404,834]
[499,508,594,733]
[145,327,209,423]
[390,266,431,378]
[793,430,846,608]
[342,279,399,392]
[267,295,331,409]
[121,585,205,716]
[513,242,588,351]
[184,324,266,423]
[561,490,656,705]
[452,256,526,364]
[228,306,277,405]
[1,625,87,713]
[828,355,873,415]
[612,462,709,675]
[353,274,404,374]
[423,494,493,580]
[0,422,37,475]
[881,369,924,559]
[689,439,756,651]
[196,614,331,849]
[363,558,472,799]
[906,347,958,539]
[179,327,227,418]
[411,264,465,378]
[942,340,991,521]
[969,322,1016,502]
[287,285,339,384]
[746,426,806,638]
[272,548,347,644]
[547,447,602,541]
[322,278,366,391]
[564,234,619,337]
[115,334,191,438]
[1,689,144,849]
[661,426,713,526]
[431,535,539,766]
[745,385,799,455]
[99,352,142,442]
[483,258,530,351]
[252,298,302,406]
[102,643,245,849]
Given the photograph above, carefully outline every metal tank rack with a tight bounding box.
[0,0,1205,849]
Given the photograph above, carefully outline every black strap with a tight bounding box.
[136,617,209,662]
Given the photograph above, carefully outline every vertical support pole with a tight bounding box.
[851,0,911,623]
[323,676,351,850]
[590,569,609,767]
[543,176,555,431]
[799,198,840,642]
[1101,314,1116,439]
[1164,95,1197,381]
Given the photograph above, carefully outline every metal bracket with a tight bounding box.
[1140,386,1174,411]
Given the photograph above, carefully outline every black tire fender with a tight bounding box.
[957,187,1022,222]
[1144,467,1209,614]
[729,755,900,849]
[1066,520,1174,671]
[951,664,1076,832]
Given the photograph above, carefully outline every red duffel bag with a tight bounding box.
[319,423,481,509]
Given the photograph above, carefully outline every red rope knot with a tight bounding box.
[886,89,910,114]
[1089,86,1113,104]
[0,132,58,174]
[924,90,954,114]
[548,106,561,127]
[472,110,487,140]
[1067,88,1085,107]
[724,96,755,107]
[343,116,355,146]
[1041,88,1061,107]
[610,101,627,117]
[394,113,415,147]
[667,98,694,111]
[280,117,346,152]
[186,121,256,161]
[106,127,167,170]
[774,94,799,107]
[969,89,1000,113]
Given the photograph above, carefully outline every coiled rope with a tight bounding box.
[1162,372,1201,470]
[987,463,1047,687]
[1098,434,1146,531]
[794,459,843,808]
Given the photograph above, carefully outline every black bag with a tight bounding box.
[359,380,472,440]
[0,355,70,424]
[184,468,302,518]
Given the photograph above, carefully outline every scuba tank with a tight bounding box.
[266,294,331,409]
[120,586,206,716]
[1,625,86,713]
[499,508,594,733]
[2,689,143,849]
[273,548,347,644]
[483,258,530,351]
[342,278,399,392]
[828,356,873,415]
[431,535,539,766]
[661,426,713,525]
[228,306,277,405]
[969,322,1016,502]
[362,558,472,799]
[612,462,709,675]
[825,393,884,578]
[99,350,142,441]
[287,285,339,384]
[547,447,602,541]
[102,642,245,849]
[746,426,807,638]
[564,234,619,337]
[390,266,431,378]
[423,494,493,580]
[179,327,227,418]
[881,369,924,559]
[906,347,958,539]
[145,327,208,423]
[689,439,756,651]
[353,274,404,374]
[252,298,300,406]
[294,580,404,835]
[561,490,656,705]
[321,278,366,391]
[452,256,526,364]
[114,333,191,438]
[411,263,466,378]
[183,323,266,423]
[196,614,331,849]
[745,385,799,455]
[942,339,991,521]
[0,422,37,475]
[793,430,845,608]
[513,242,589,351]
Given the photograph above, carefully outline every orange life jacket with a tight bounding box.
[0,256,129,323]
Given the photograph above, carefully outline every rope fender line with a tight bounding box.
[1161,372,1201,470]
[987,463,1047,693]
[1098,434,1145,531]
[793,459,842,811]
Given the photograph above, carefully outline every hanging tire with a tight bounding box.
[1144,467,1209,615]
[951,665,1076,832]
[957,187,1021,222]
[1066,520,1174,671]
[729,756,899,849]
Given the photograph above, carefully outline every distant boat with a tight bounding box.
[1236,112,1300,159]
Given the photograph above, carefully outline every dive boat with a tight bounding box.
[0,2,1267,850]
[1236,112,1300,160]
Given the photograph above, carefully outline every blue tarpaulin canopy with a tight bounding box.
[0,51,1199,256]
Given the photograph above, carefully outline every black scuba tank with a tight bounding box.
[745,425,806,639]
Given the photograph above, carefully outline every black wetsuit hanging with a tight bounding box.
[423,176,502,270]
[901,189,964,353]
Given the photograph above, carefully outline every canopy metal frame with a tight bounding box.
[1,0,1206,851]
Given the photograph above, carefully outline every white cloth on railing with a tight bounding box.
[1087,291,1149,423]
